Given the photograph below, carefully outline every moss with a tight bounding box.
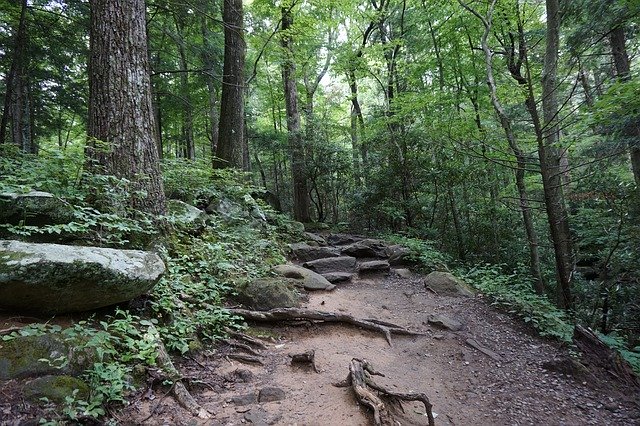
[23,375,90,404]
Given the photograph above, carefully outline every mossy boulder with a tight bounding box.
[0,191,75,227]
[0,333,95,380]
[423,271,474,296]
[23,375,90,404]
[236,277,302,310]
[273,264,336,291]
[0,240,166,314]
[167,200,207,229]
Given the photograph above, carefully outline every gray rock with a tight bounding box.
[23,375,90,404]
[427,314,464,332]
[423,271,473,296]
[167,200,206,228]
[392,268,415,279]
[205,197,244,219]
[322,272,353,283]
[0,191,75,227]
[273,264,336,291]
[289,242,340,262]
[258,386,286,402]
[358,260,390,273]
[0,240,166,314]
[237,277,301,310]
[225,368,255,383]
[303,232,326,246]
[303,256,357,274]
[388,245,413,266]
[232,393,257,406]
[0,333,96,380]
[341,239,390,259]
[326,234,363,246]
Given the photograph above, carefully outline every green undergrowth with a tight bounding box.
[394,235,640,373]
[1,151,301,422]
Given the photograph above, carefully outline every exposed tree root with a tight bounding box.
[228,308,424,346]
[335,358,435,426]
[224,328,269,350]
[573,325,640,389]
[226,353,264,365]
[152,327,212,419]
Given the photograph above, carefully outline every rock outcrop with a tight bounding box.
[0,240,166,314]
[0,191,75,227]
[273,264,336,291]
[289,242,340,262]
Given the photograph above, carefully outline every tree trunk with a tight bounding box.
[463,0,545,293]
[539,0,573,308]
[281,6,310,223]
[214,0,245,169]
[0,0,32,152]
[174,16,195,160]
[609,25,640,194]
[200,15,220,160]
[87,0,166,215]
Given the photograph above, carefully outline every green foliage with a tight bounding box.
[384,234,452,272]
[463,264,574,342]
[597,332,640,375]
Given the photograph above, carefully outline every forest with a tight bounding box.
[1,0,639,423]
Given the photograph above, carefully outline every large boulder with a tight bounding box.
[358,260,390,274]
[423,271,473,296]
[0,191,75,227]
[289,242,340,262]
[341,239,390,259]
[322,272,353,284]
[0,333,96,380]
[236,277,301,310]
[302,256,357,274]
[326,234,363,246]
[0,240,166,314]
[167,200,207,229]
[303,232,327,246]
[205,197,244,219]
[387,245,413,266]
[273,264,335,291]
[23,375,90,404]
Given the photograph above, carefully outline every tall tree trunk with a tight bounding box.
[215,0,245,169]
[200,15,220,159]
[461,0,545,293]
[281,5,310,223]
[609,25,640,194]
[174,16,195,160]
[0,0,31,151]
[538,0,573,308]
[87,0,166,215]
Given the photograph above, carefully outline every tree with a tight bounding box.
[281,3,310,222]
[214,0,246,169]
[87,0,166,215]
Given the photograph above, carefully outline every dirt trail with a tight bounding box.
[121,263,640,425]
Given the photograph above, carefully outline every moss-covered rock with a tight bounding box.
[423,271,474,296]
[23,375,90,404]
[236,278,302,310]
[0,191,75,227]
[0,240,166,314]
[167,200,207,230]
[0,333,95,380]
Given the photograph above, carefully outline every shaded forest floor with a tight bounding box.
[117,267,640,425]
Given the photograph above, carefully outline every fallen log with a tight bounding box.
[228,307,423,346]
[335,358,435,426]
[573,325,640,389]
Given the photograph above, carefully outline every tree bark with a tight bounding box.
[87,0,166,215]
[173,14,195,160]
[214,0,245,169]
[461,0,545,293]
[539,0,573,308]
[609,25,640,195]
[281,5,310,222]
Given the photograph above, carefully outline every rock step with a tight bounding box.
[302,256,357,274]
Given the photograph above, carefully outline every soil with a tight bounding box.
[2,250,640,425]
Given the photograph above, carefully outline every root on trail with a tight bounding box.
[335,358,435,426]
[152,327,211,419]
[228,307,423,346]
